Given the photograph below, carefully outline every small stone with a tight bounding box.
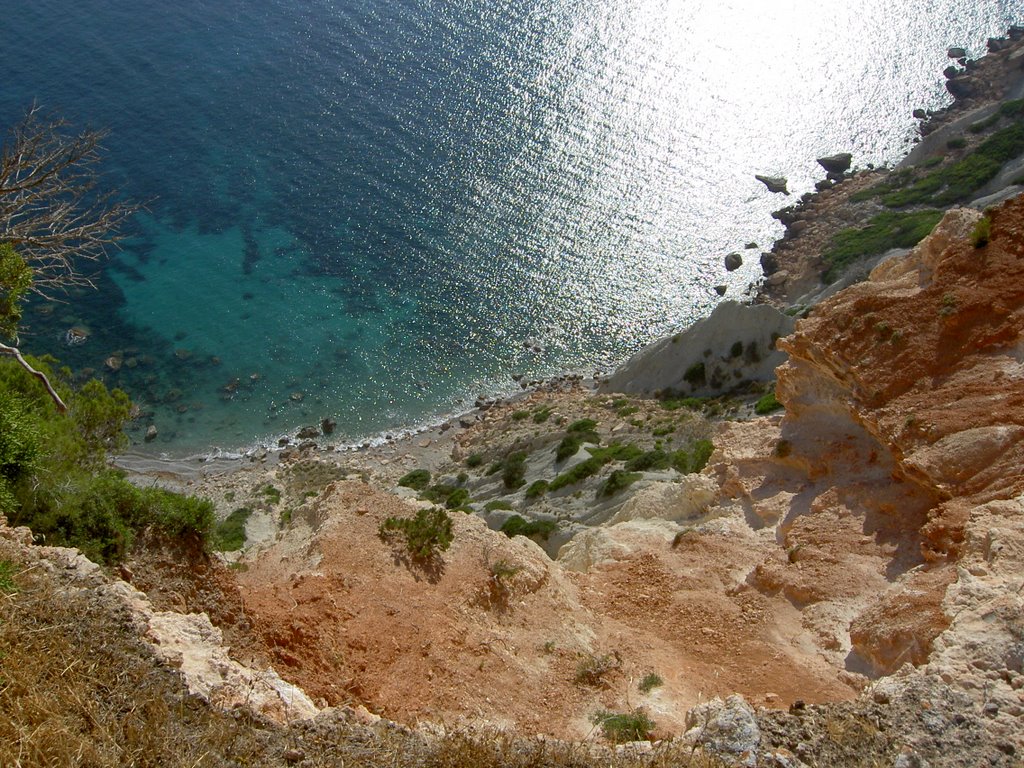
[282,748,305,764]
[714,285,727,296]
[724,252,743,271]
[947,46,967,59]
[145,425,158,442]
[278,437,291,447]
[768,270,789,286]
[355,507,369,515]
[290,392,304,402]
[913,108,927,119]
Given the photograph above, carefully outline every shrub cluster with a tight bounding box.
[378,507,454,561]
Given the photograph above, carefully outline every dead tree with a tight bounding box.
[0,105,138,410]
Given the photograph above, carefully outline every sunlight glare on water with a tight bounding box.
[1,0,1022,454]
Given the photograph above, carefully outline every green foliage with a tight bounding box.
[525,479,549,499]
[465,453,484,468]
[660,396,706,411]
[0,244,31,341]
[0,390,39,514]
[549,456,605,491]
[213,507,252,552]
[397,468,431,491]
[754,388,783,415]
[624,449,670,472]
[598,470,642,498]
[378,507,453,561]
[260,484,282,504]
[444,487,470,509]
[946,136,967,149]
[501,451,528,490]
[511,410,529,421]
[587,443,642,462]
[683,362,706,387]
[0,356,213,564]
[591,710,655,743]
[483,499,513,512]
[824,210,944,282]
[882,123,1024,208]
[689,439,714,472]
[500,514,557,540]
[567,418,598,433]
[638,673,663,693]
[532,405,553,423]
[0,560,17,594]
[971,215,991,247]
[556,431,597,462]
[420,483,456,503]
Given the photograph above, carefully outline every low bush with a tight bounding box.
[212,507,252,552]
[379,507,453,561]
[445,487,470,509]
[598,470,642,498]
[574,652,620,687]
[824,209,944,282]
[591,710,655,743]
[549,456,604,491]
[397,468,431,490]
[754,389,783,415]
[500,514,557,540]
[484,499,514,511]
[502,451,528,490]
[638,673,663,693]
[525,480,549,500]
[971,215,991,247]
[624,449,670,472]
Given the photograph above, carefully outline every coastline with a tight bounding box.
[118,25,1024,488]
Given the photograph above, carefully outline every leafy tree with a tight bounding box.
[0,106,138,409]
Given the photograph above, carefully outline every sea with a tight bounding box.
[2,0,1023,457]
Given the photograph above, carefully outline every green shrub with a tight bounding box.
[971,215,991,247]
[598,470,642,498]
[502,451,528,490]
[444,487,470,509]
[824,210,944,281]
[638,673,663,693]
[566,418,598,433]
[690,439,714,472]
[587,443,642,462]
[549,456,604,491]
[379,507,453,561]
[591,710,655,743]
[754,389,783,415]
[0,390,40,514]
[660,396,706,411]
[397,469,431,490]
[420,483,457,503]
[465,453,484,468]
[683,362,706,388]
[532,406,553,423]
[525,480,549,500]
[0,560,17,594]
[511,410,529,421]
[624,449,669,472]
[946,136,967,149]
[484,499,513,512]
[260,484,282,504]
[500,515,557,540]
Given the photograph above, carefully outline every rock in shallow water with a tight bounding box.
[755,174,789,194]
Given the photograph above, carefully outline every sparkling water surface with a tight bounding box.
[2,0,1023,456]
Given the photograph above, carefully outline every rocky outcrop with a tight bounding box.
[600,301,795,397]
[756,175,789,195]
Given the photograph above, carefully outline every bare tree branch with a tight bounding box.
[0,103,140,299]
[0,105,138,410]
[0,341,67,412]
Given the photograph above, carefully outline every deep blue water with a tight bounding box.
[2,0,1023,455]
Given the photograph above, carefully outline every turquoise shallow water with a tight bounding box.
[2,0,1023,455]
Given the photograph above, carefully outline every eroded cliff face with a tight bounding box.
[772,198,1024,739]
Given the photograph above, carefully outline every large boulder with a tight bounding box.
[816,152,852,176]
[755,175,789,194]
[684,694,760,767]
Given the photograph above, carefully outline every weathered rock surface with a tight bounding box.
[755,175,789,194]
[600,301,795,397]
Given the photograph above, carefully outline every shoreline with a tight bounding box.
[118,25,1024,485]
